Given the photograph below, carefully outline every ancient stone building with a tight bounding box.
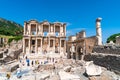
[23,20,66,54]
[67,18,102,60]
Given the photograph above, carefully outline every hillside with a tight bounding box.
[107,33,120,43]
[0,18,23,36]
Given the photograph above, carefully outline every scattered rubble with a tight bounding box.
[64,66,71,72]
[85,61,102,76]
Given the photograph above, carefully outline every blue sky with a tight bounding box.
[0,0,120,43]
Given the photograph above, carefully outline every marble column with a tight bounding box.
[29,38,31,53]
[96,17,102,45]
[54,38,55,53]
[41,38,42,53]
[36,24,38,35]
[59,25,62,36]
[59,38,61,53]
[48,25,50,52]
[75,45,79,60]
[64,40,66,55]
[76,52,79,60]
[35,38,38,54]
[41,24,43,36]
[24,23,26,35]
[23,38,25,53]
[65,25,66,36]
[29,24,31,35]
[54,24,55,36]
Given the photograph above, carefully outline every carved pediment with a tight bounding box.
[42,21,50,25]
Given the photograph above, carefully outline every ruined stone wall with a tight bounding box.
[93,45,120,55]
[84,53,120,74]
[76,30,85,40]
[85,36,97,54]
[66,41,73,59]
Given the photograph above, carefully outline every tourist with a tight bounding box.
[31,60,34,66]
[6,72,11,80]
[35,60,37,65]
[22,61,25,66]
[52,58,54,63]
[16,68,22,78]
[25,56,27,60]
[19,58,22,63]
[26,58,30,66]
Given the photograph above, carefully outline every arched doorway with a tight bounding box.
[76,46,83,60]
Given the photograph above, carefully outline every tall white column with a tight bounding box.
[96,17,102,45]
[83,31,86,38]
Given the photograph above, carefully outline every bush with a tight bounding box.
[107,33,120,43]
[8,36,23,44]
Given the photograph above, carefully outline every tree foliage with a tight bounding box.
[107,33,120,43]
[0,18,23,36]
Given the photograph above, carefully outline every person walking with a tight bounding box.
[31,60,34,67]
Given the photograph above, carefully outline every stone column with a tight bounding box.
[41,24,43,36]
[54,24,55,36]
[41,38,42,53]
[24,23,26,35]
[38,25,40,35]
[53,38,55,53]
[23,38,25,53]
[64,40,66,55]
[75,46,79,60]
[35,38,38,54]
[49,25,50,35]
[64,26,66,36]
[59,38,61,53]
[48,36,50,52]
[96,17,102,45]
[29,38,31,53]
[60,26,61,37]
[29,24,31,35]
[76,52,79,60]
[36,24,38,35]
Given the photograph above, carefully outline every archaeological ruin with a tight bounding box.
[23,20,66,54]
[67,17,102,60]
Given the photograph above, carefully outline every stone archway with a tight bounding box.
[76,46,83,60]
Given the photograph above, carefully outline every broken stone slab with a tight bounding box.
[85,61,102,76]
[59,71,80,80]
[36,72,50,80]
[64,66,71,72]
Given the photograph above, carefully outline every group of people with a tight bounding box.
[19,56,48,67]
